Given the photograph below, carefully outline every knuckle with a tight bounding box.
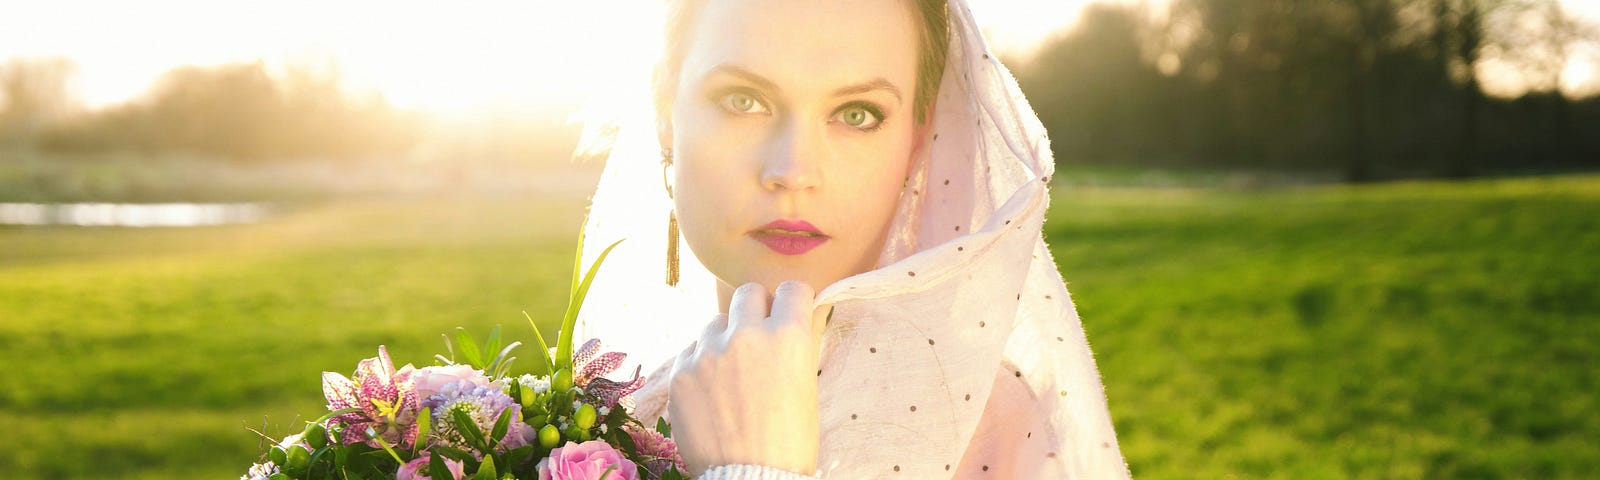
[776,280,814,297]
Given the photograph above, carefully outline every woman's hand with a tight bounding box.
[668,281,829,477]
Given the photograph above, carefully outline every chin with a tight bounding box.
[719,262,833,292]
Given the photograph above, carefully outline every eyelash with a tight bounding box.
[834,102,888,133]
[710,89,889,133]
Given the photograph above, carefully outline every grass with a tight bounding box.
[1051,176,1600,478]
[1,174,1597,478]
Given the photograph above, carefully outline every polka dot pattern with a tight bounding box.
[601,4,1135,476]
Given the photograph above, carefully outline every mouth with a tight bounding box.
[748,219,829,255]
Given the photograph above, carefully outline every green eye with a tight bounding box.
[719,92,767,114]
[843,109,867,126]
[834,105,883,130]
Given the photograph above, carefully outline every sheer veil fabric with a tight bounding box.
[574,1,1129,477]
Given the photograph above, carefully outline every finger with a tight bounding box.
[672,338,699,379]
[727,282,771,334]
[697,312,729,352]
[699,313,729,341]
[768,280,815,330]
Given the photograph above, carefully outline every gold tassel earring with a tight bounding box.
[666,209,680,287]
[663,148,680,287]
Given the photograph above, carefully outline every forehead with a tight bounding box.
[680,0,921,95]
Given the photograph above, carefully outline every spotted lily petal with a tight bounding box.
[576,351,627,386]
[572,338,601,372]
[322,372,359,410]
[585,365,644,408]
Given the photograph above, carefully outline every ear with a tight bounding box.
[657,113,674,154]
[907,101,938,172]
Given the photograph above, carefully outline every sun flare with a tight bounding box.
[1,0,1091,115]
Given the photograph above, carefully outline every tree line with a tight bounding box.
[3,0,1596,181]
[1013,0,1600,181]
[0,59,420,161]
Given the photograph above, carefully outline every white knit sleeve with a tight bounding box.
[696,465,822,480]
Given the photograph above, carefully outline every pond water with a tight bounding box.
[0,203,269,227]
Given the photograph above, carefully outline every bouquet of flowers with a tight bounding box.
[242,237,689,480]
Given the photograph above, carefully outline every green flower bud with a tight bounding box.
[520,384,537,408]
[285,445,310,472]
[303,423,328,449]
[574,404,598,430]
[553,368,574,393]
[268,446,287,466]
[564,425,591,442]
[538,424,561,449]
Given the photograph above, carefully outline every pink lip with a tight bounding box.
[749,219,829,255]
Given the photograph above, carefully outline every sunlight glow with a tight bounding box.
[1,0,1080,114]
[1,0,663,113]
[2,0,1594,112]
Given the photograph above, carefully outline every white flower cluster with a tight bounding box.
[517,373,552,394]
[239,461,279,480]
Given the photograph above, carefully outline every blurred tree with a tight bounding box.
[1013,0,1600,180]
[1018,4,1174,165]
[38,61,418,162]
[0,58,80,146]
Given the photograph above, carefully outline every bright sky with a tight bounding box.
[2,0,1594,114]
[0,0,1091,115]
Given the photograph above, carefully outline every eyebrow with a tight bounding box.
[707,64,904,104]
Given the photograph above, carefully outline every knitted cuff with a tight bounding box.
[697,464,821,480]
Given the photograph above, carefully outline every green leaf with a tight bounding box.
[439,333,456,364]
[474,456,498,480]
[414,407,432,454]
[569,222,587,308]
[524,311,555,375]
[305,445,333,476]
[556,238,624,369]
[453,408,488,452]
[429,451,452,480]
[432,446,475,463]
[503,445,535,473]
[655,417,672,437]
[485,325,503,368]
[365,429,404,464]
[489,408,512,449]
[456,328,484,369]
[597,465,616,480]
[333,444,350,472]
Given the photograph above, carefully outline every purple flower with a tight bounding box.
[572,339,644,409]
[623,424,686,479]
[537,441,639,480]
[322,346,421,449]
[396,455,465,480]
[424,379,527,452]
[412,364,497,400]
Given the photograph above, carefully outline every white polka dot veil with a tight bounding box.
[574,1,1129,477]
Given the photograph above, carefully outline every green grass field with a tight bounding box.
[1,174,1596,478]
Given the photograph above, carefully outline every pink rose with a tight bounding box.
[397,455,465,480]
[412,364,494,399]
[538,441,640,480]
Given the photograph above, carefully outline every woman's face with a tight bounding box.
[665,0,925,293]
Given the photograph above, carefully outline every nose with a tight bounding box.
[759,120,822,192]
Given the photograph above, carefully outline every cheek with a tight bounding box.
[827,135,915,242]
[670,111,757,256]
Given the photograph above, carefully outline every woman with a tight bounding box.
[576,0,1128,477]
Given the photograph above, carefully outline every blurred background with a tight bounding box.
[1,0,1596,478]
